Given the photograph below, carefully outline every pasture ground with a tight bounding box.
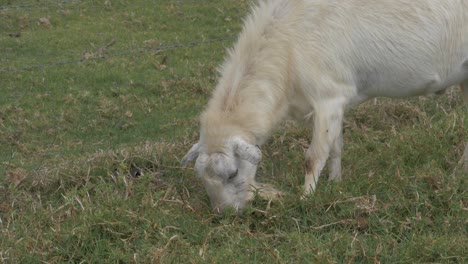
[1,0,466,262]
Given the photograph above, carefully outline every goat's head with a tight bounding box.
[182,138,261,213]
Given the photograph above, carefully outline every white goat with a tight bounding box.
[182,0,468,212]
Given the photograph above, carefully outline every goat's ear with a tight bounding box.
[233,139,262,165]
[181,143,200,166]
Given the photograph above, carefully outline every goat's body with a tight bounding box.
[294,0,468,103]
[203,0,467,144]
[188,0,468,210]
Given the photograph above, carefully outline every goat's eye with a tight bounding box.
[228,169,239,181]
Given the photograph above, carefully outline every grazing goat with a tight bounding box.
[182,0,468,213]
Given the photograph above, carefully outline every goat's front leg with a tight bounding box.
[328,129,343,181]
[304,98,345,194]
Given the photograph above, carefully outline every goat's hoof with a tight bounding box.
[300,185,316,200]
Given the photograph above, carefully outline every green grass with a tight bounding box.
[1,0,467,263]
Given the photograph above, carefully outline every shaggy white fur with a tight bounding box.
[183,0,468,212]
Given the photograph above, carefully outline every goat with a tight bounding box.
[182,0,468,213]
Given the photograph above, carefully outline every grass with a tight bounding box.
[1,0,467,263]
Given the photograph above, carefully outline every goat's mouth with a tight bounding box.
[209,194,247,214]
[212,191,251,214]
[211,202,244,215]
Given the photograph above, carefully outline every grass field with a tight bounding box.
[1,0,467,263]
